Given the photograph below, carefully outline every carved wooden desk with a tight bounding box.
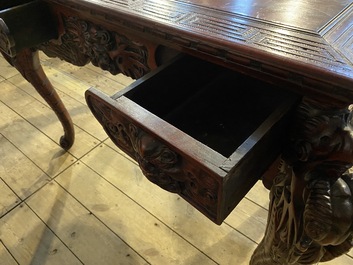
[1,0,353,264]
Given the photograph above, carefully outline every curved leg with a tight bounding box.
[2,49,75,149]
[251,98,353,264]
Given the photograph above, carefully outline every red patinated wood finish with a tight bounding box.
[1,1,353,264]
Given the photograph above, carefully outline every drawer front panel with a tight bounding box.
[86,90,225,223]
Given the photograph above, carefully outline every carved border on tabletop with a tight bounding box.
[54,0,353,76]
[330,22,353,63]
[86,94,220,220]
[39,16,152,79]
[251,99,353,265]
[322,5,353,64]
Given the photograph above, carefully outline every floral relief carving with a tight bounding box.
[39,16,153,79]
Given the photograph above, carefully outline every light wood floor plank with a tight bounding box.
[6,73,109,142]
[0,203,83,265]
[0,241,18,265]
[0,177,19,218]
[0,101,76,178]
[1,77,100,159]
[26,180,149,265]
[0,134,49,201]
[80,144,257,264]
[40,57,133,95]
[224,195,268,244]
[55,161,218,265]
[0,57,18,80]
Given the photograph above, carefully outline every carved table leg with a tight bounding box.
[250,98,353,264]
[1,49,75,149]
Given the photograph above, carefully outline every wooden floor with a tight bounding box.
[0,53,352,265]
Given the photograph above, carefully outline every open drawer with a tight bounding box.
[85,56,299,224]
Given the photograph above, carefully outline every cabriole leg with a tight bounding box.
[2,48,74,149]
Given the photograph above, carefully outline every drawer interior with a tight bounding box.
[88,55,299,223]
[121,56,294,157]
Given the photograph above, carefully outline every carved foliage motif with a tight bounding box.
[251,99,353,264]
[86,94,220,219]
[39,16,151,79]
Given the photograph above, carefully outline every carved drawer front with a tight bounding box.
[85,56,299,224]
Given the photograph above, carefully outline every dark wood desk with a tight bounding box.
[1,1,353,264]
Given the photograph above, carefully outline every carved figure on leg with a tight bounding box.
[250,98,353,264]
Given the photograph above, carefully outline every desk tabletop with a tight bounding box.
[46,0,353,103]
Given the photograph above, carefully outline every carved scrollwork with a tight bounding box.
[251,98,353,265]
[183,170,219,211]
[39,16,153,79]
